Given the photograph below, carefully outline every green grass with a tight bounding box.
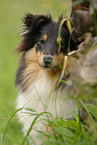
[0,0,97,145]
[0,0,67,144]
[2,101,97,145]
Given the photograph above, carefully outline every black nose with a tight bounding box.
[43,55,53,65]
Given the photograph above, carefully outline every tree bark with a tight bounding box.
[67,0,97,35]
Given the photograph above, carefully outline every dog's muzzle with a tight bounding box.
[43,55,53,66]
[39,55,58,70]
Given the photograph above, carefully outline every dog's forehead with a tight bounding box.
[40,21,67,40]
[41,21,59,37]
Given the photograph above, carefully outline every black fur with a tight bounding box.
[17,14,52,52]
[16,14,81,53]
[16,53,26,87]
[16,14,82,88]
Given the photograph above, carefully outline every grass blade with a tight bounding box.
[2,107,23,142]
[22,111,51,145]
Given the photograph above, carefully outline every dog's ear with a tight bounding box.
[65,21,83,52]
[16,14,51,52]
[23,13,51,30]
[59,16,83,52]
[64,21,83,52]
[70,30,83,51]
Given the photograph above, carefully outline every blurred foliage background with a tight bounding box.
[0,0,67,144]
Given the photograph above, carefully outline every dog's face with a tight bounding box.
[16,14,81,90]
[36,20,69,70]
[17,14,80,70]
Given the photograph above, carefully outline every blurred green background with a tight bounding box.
[0,0,67,144]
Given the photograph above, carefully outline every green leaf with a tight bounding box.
[35,130,49,138]
[84,103,97,119]
[24,108,36,112]
[73,113,79,122]
[67,19,72,34]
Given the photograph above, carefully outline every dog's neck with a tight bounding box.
[46,66,62,77]
[19,48,72,92]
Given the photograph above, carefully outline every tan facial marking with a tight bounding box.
[57,37,62,44]
[43,34,47,42]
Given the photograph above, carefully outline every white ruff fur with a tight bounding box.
[17,70,77,144]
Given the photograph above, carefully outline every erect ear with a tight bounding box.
[64,20,83,51]
[16,13,51,52]
[70,29,84,51]
[59,15,83,52]
[23,13,51,30]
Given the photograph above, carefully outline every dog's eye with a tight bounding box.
[38,39,45,46]
[40,39,45,44]
[60,41,67,54]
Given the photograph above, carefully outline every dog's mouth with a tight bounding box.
[43,65,50,68]
[40,64,58,70]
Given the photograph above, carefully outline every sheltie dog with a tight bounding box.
[16,14,81,144]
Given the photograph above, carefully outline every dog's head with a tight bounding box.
[17,14,80,70]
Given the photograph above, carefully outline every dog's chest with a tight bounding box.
[17,71,55,113]
[17,71,76,119]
